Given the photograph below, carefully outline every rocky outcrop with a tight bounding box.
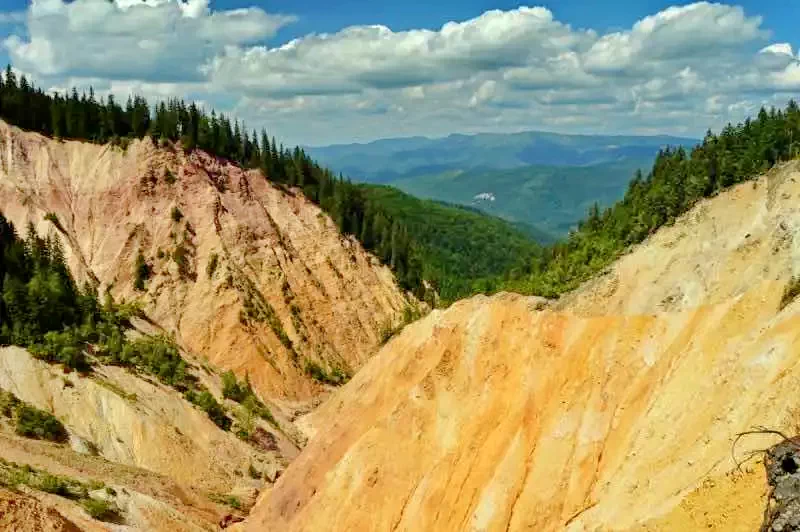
[243,161,800,530]
[0,120,411,404]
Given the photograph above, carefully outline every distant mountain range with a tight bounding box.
[306,130,698,239]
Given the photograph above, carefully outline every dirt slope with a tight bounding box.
[243,161,800,530]
[0,346,284,529]
[0,120,410,403]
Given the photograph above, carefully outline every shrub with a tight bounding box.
[170,206,183,222]
[248,463,260,479]
[29,329,91,371]
[15,405,68,442]
[172,244,190,278]
[222,370,247,403]
[164,168,177,185]
[37,473,71,496]
[211,494,242,510]
[185,390,231,431]
[207,253,219,279]
[781,277,800,310]
[304,359,349,386]
[133,252,151,291]
[81,498,121,522]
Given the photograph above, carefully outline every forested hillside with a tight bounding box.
[358,186,540,302]
[499,102,800,297]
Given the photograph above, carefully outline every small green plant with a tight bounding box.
[172,244,190,279]
[781,277,800,310]
[81,497,120,522]
[184,389,231,431]
[38,473,71,496]
[207,253,219,279]
[304,359,350,386]
[170,206,183,222]
[164,168,177,185]
[211,493,242,510]
[133,251,151,291]
[15,404,68,443]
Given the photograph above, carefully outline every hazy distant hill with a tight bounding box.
[307,130,697,181]
[392,160,648,236]
[307,130,697,236]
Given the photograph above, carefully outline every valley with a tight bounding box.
[0,43,797,532]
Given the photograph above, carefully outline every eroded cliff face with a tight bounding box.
[0,121,413,529]
[0,121,410,403]
[244,161,800,531]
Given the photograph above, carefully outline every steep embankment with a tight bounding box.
[244,161,800,530]
[0,121,410,403]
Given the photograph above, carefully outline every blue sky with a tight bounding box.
[0,1,798,145]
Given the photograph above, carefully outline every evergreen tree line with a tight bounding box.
[499,100,800,297]
[0,66,426,299]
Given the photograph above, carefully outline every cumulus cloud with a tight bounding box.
[0,1,798,145]
[204,7,591,96]
[4,0,295,81]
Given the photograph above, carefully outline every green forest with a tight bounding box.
[359,186,539,301]
[0,65,799,306]
[496,102,800,297]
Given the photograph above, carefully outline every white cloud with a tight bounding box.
[0,1,798,145]
[5,0,295,81]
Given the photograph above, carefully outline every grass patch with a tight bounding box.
[210,493,242,510]
[0,459,121,522]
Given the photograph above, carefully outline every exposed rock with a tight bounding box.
[762,438,800,531]
[243,162,800,531]
[0,120,411,405]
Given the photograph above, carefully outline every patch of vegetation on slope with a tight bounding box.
[0,213,231,429]
[0,388,67,442]
[497,102,800,298]
[359,186,541,303]
[0,458,121,522]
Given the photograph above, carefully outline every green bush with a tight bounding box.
[185,389,231,430]
[211,494,242,510]
[133,252,151,291]
[15,405,68,442]
[37,473,71,496]
[207,253,219,279]
[221,370,248,402]
[304,359,349,386]
[172,244,190,278]
[81,498,120,522]
[170,206,183,222]
[164,168,177,185]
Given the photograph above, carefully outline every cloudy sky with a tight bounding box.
[0,0,797,146]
